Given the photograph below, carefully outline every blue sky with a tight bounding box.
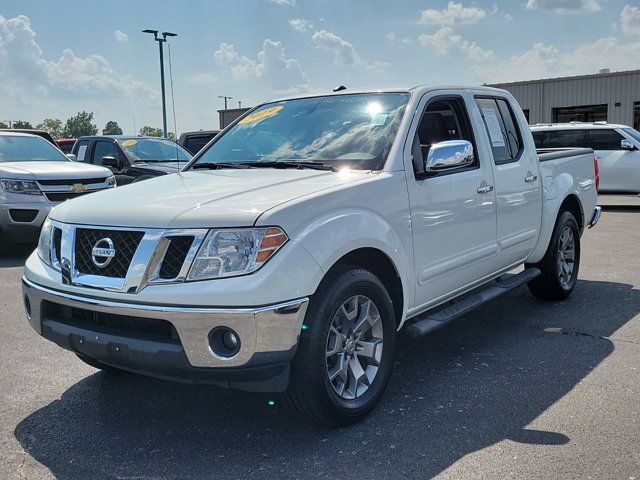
[1,0,639,135]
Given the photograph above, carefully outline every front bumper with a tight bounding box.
[22,278,309,391]
[0,203,51,243]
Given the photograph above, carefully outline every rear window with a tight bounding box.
[184,135,214,155]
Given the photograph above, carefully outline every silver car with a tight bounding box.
[0,132,115,246]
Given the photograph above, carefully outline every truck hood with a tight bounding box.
[0,161,112,180]
[50,168,372,229]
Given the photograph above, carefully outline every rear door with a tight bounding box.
[587,128,638,192]
[475,96,543,267]
[406,92,498,308]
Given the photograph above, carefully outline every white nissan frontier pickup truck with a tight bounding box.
[22,86,600,426]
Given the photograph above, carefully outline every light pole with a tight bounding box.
[143,29,177,138]
[218,95,233,110]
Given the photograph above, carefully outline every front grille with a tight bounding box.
[45,191,91,203]
[75,229,144,278]
[42,301,180,344]
[38,177,107,186]
[9,209,38,223]
[159,236,194,279]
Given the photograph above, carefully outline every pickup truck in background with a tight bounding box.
[178,130,220,155]
[0,132,115,246]
[531,122,640,193]
[72,136,192,185]
[22,86,599,426]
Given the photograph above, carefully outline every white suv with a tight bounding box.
[531,123,640,193]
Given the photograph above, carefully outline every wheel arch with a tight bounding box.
[326,248,405,329]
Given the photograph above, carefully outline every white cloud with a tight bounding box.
[114,30,128,43]
[621,5,640,36]
[214,39,310,93]
[478,36,640,83]
[526,0,601,13]
[419,1,487,26]
[0,15,155,102]
[289,18,314,33]
[311,30,362,66]
[268,0,296,6]
[385,32,414,46]
[418,27,493,61]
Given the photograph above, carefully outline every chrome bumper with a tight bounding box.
[588,206,602,229]
[22,277,309,368]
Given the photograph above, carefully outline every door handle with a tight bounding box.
[477,185,494,194]
[524,174,538,183]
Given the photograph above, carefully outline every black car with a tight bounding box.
[177,130,220,155]
[72,136,192,185]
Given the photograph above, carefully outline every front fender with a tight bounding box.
[294,208,413,325]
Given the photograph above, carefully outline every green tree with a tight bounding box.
[139,126,163,137]
[102,121,123,135]
[13,120,33,129]
[36,118,64,139]
[0,121,8,128]
[63,111,98,138]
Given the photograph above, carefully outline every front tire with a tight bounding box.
[284,266,396,427]
[526,210,580,301]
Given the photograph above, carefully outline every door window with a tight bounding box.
[546,130,586,148]
[475,97,523,164]
[586,129,624,150]
[92,141,120,165]
[413,97,477,177]
[73,140,90,162]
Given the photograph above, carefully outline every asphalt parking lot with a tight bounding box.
[1,200,639,480]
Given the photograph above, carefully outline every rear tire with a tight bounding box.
[284,266,396,427]
[526,210,580,301]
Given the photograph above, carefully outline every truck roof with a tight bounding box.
[268,84,509,104]
[530,122,630,130]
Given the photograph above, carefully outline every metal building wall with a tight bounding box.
[490,70,640,126]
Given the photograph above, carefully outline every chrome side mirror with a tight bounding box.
[621,139,636,151]
[425,140,474,173]
[65,153,77,161]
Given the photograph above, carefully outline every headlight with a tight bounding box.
[188,227,288,280]
[107,175,117,187]
[37,217,53,266]
[0,178,41,195]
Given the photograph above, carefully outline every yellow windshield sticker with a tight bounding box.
[122,139,137,147]
[239,105,284,125]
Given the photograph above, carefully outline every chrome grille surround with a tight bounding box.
[47,220,207,293]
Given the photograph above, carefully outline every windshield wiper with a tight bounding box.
[244,161,337,172]
[190,162,254,170]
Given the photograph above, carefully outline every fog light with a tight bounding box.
[222,331,239,350]
[208,327,241,358]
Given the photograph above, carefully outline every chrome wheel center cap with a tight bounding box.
[345,339,356,355]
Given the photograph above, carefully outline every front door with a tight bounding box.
[589,129,640,192]
[91,140,131,185]
[406,93,498,309]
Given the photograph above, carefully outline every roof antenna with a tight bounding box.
[333,85,347,92]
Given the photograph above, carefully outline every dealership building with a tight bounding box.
[490,69,640,129]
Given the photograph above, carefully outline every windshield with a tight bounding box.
[622,128,640,144]
[118,138,191,162]
[191,93,410,170]
[0,135,68,163]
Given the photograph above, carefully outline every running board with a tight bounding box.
[406,268,541,339]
